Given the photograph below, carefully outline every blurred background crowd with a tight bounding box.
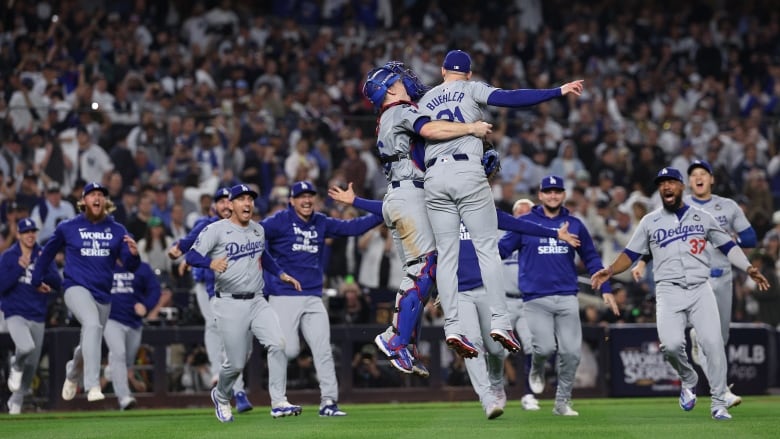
[1,0,780,390]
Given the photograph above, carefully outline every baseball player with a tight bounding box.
[31,182,140,403]
[103,260,161,410]
[592,167,770,421]
[168,187,254,413]
[633,159,755,407]
[1,218,61,414]
[502,199,540,411]
[360,61,493,364]
[261,180,385,417]
[499,176,617,417]
[418,50,584,357]
[185,184,302,422]
[327,185,580,376]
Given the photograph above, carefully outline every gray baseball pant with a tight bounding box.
[458,287,507,408]
[425,157,512,336]
[507,297,533,353]
[524,295,581,403]
[6,316,45,407]
[64,286,111,390]
[656,282,727,411]
[693,273,733,375]
[103,319,142,405]
[269,295,338,405]
[212,295,287,406]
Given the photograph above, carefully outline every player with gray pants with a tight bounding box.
[1,218,61,414]
[592,167,770,421]
[419,50,584,354]
[103,261,161,410]
[186,184,303,423]
[499,176,616,416]
[31,182,140,403]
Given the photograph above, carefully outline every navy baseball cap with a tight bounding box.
[291,181,317,198]
[654,167,685,185]
[540,175,565,192]
[82,182,109,197]
[687,159,713,175]
[17,217,38,233]
[214,187,231,201]
[229,184,258,201]
[442,50,472,73]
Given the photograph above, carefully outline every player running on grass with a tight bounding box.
[186,184,302,422]
[592,167,769,420]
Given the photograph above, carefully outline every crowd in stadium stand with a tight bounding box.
[1,0,779,341]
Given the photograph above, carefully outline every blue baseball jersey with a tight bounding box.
[109,261,161,329]
[177,215,219,294]
[261,205,383,296]
[31,214,140,304]
[0,242,61,322]
[499,205,611,300]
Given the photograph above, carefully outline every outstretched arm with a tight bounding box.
[328,182,383,216]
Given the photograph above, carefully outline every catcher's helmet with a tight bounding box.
[362,67,400,109]
[383,61,430,101]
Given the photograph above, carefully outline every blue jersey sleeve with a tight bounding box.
[261,251,283,277]
[737,226,757,248]
[324,213,383,237]
[0,251,24,296]
[496,209,557,238]
[353,197,383,216]
[487,88,562,107]
[574,221,612,293]
[138,264,162,311]
[498,231,524,259]
[177,217,213,252]
[185,250,212,268]
[43,259,62,291]
[31,225,65,287]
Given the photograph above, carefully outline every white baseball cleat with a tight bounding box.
[490,386,507,409]
[552,401,579,416]
[271,400,302,418]
[528,365,545,394]
[485,404,504,420]
[211,388,234,422]
[7,366,22,393]
[521,393,540,411]
[7,400,21,415]
[725,390,742,408]
[61,378,78,401]
[87,387,105,402]
[711,408,732,420]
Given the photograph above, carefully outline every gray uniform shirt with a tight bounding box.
[192,219,267,294]
[418,80,497,161]
[626,205,734,287]
[683,194,749,272]
[377,104,426,181]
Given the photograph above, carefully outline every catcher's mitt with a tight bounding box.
[482,140,501,179]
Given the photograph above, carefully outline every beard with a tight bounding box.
[84,205,107,222]
[661,192,683,212]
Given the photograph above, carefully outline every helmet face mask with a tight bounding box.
[383,61,430,102]
[362,67,401,109]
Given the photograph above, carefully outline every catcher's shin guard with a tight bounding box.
[389,252,437,348]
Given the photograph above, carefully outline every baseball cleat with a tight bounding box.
[490,386,507,409]
[552,401,579,416]
[319,400,347,417]
[235,391,253,413]
[711,408,732,420]
[485,404,504,420]
[679,387,696,411]
[271,400,302,418]
[211,388,234,422]
[87,387,105,402]
[7,400,21,415]
[408,345,430,378]
[119,396,137,411]
[521,393,540,411]
[724,390,742,408]
[445,334,479,358]
[61,378,78,401]
[528,365,545,394]
[490,328,522,353]
[7,365,22,393]
[374,333,414,374]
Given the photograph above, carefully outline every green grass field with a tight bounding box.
[2,396,778,439]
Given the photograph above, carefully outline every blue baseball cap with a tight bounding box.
[291,181,317,198]
[687,159,713,175]
[82,182,109,197]
[17,217,38,233]
[442,50,472,73]
[654,167,685,185]
[229,184,258,201]
[214,187,231,201]
[539,175,565,192]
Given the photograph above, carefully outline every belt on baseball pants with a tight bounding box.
[390,180,424,189]
[505,293,522,299]
[215,292,255,300]
[426,153,470,168]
